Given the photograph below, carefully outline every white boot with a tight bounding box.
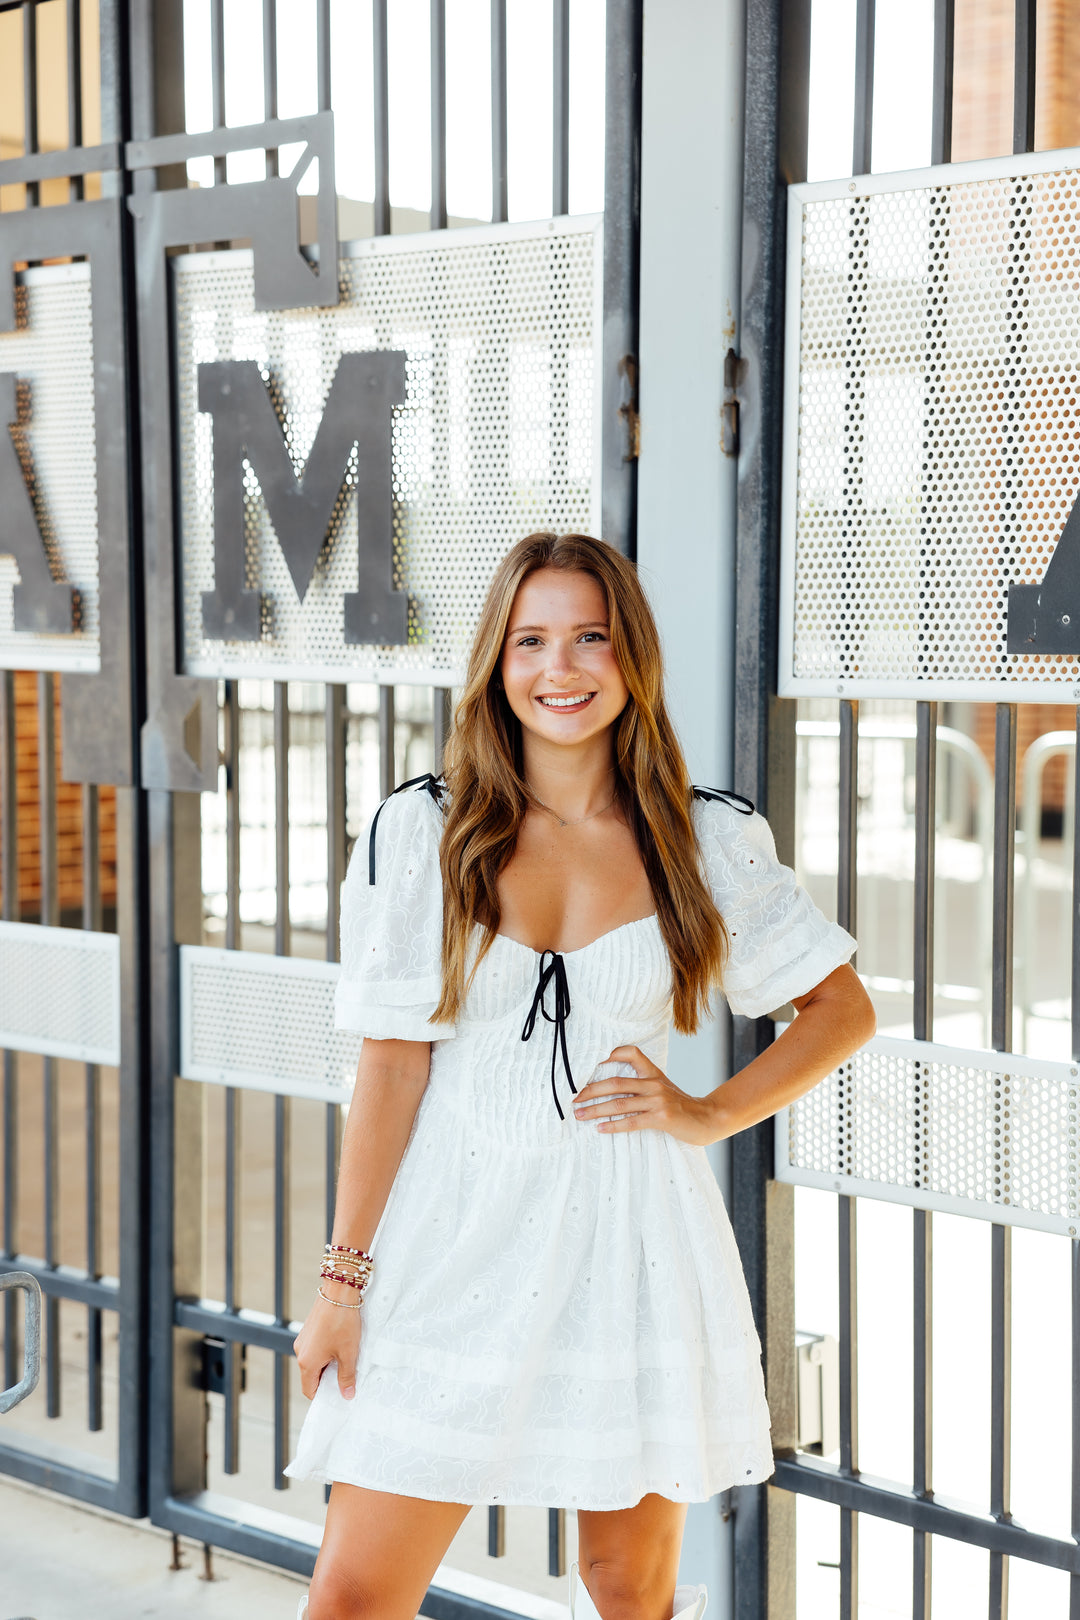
[296,1597,308,1619]
[569,1563,707,1620]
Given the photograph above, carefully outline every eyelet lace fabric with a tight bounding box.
[286,789,855,1508]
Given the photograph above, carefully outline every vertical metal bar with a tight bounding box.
[599,0,643,556]
[548,1507,566,1578]
[67,0,84,201]
[274,684,290,959]
[837,696,859,1620]
[990,703,1017,1619]
[852,0,875,176]
[378,687,396,800]
[373,0,390,236]
[432,687,453,772]
[263,0,278,177]
[38,675,60,1417]
[490,0,507,224]
[1072,1235,1080,1620]
[552,0,570,216]
[930,0,954,167]
[1,672,17,1391]
[1012,0,1036,157]
[430,0,447,230]
[487,1504,506,1557]
[23,0,39,207]
[83,783,104,1431]
[210,0,226,184]
[224,682,240,952]
[316,0,331,112]
[913,702,937,1619]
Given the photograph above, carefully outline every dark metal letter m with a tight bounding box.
[199,351,408,644]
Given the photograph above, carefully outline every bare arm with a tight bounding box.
[293,1036,431,1399]
[572,963,876,1146]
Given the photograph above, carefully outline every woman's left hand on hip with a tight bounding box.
[573,1046,716,1146]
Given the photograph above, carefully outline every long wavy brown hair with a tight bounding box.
[433,532,728,1033]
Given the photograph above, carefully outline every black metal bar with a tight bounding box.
[274,685,290,958]
[223,1085,241,1475]
[0,1255,119,1311]
[273,1091,290,1489]
[773,1456,1080,1572]
[84,784,104,1432]
[1073,717,1080,1618]
[490,0,507,224]
[599,0,643,556]
[989,703,1016,1616]
[23,0,39,207]
[913,701,936,1620]
[263,0,277,176]
[838,699,858,937]
[373,0,390,236]
[174,1298,297,1355]
[930,0,954,166]
[316,0,330,113]
[839,1195,858,1617]
[379,687,396,800]
[430,0,447,230]
[548,1507,566,1578]
[1012,0,1036,157]
[553,0,570,216]
[224,682,240,951]
[67,0,84,201]
[326,685,346,962]
[38,674,59,1419]
[210,0,225,185]
[432,687,453,771]
[852,0,875,176]
[487,1504,505,1557]
[1,672,15,1392]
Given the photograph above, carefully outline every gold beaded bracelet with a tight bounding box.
[318,1284,364,1310]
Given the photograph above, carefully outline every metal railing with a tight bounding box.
[0,1272,41,1416]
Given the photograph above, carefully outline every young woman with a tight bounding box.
[287,532,875,1620]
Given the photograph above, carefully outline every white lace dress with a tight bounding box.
[285,785,855,1510]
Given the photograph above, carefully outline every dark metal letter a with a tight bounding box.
[199,351,408,644]
[0,374,75,633]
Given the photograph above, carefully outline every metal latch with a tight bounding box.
[0,1271,42,1414]
[722,347,747,458]
[200,1335,247,1395]
[795,1329,839,1456]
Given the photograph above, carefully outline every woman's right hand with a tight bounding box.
[292,1280,363,1400]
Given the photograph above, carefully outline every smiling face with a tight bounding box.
[499,567,630,754]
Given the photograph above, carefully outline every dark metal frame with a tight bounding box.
[732,1,1080,1615]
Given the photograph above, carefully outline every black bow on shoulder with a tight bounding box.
[520,950,577,1121]
[367,772,445,885]
[692,785,755,815]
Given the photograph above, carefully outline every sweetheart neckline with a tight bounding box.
[493,913,659,959]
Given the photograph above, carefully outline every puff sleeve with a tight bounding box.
[695,798,856,1020]
[334,785,455,1042]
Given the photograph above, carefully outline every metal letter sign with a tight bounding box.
[1007,489,1080,653]
[0,374,76,633]
[199,352,408,645]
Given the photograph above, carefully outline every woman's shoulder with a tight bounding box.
[362,772,446,888]
[690,785,761,842]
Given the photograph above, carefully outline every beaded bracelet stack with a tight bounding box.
[317,1243,375,1311]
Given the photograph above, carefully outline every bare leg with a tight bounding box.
[307,1483,470,1620]
[576,1494,689,1620]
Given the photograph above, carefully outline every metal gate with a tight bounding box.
[0,0,641,1606]
[732,0,1080,1615]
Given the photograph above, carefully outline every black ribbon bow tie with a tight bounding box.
[520,950,577,1121]
[367,772,444,885]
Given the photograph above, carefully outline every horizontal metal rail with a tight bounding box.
[0,1255,119,1312]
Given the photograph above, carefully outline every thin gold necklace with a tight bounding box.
[530,789,616,829]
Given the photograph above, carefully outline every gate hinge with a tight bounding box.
[722,347,748,458]
[617,354,640,461]
[199,1336,247,1396]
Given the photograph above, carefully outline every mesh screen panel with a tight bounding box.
[173,218,602,684]
[782,157,1080,700]
[179,946,360,1102]
[779,1034,1080,1234]
[0,265,99,674]
[0,921,120,1063]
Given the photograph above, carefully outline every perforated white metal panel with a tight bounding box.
[0,921,120,1064]
[780,148,1080,702]
[173,217,603,685]
[777,1032,1080,1235]
[0,265,100,674]
[179,946,360,1102]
